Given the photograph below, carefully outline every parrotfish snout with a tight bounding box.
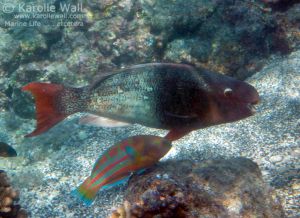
[197,69,260,126]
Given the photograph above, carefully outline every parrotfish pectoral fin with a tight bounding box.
[79,114,131,127]
[22,83,68,137]
[165,129,192,142]
[100,176,130,191]
[72,177,99,206]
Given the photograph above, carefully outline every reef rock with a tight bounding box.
[0,170,28,218]
[113,158,285,218]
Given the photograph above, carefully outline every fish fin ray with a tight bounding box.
[89,72,116,90]
[22,83,69,137]
[79,114,131,127]
[89,63,195,89]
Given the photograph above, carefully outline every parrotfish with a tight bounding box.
[72,135,172,205]
[22,63,259,141]
[0,142,17,157]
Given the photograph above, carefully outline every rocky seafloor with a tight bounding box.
[0,49,299,217]
[0,0,299,217]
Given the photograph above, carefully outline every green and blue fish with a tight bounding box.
[72,135,172,205]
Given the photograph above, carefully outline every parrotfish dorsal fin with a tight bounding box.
[89,72,116,90]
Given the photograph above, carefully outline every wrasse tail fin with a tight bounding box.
[165,129,192,141]
[22,83,68,137]
[72,177,99,206]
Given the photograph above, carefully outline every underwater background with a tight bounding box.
[0,0,299,217]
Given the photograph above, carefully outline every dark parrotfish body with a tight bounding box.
[22,63,259,140]
[72,135,172,205]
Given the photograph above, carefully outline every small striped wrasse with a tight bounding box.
[72,135,172,205]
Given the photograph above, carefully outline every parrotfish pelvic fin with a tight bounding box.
[72,177,99,206]
[165,128,192,141]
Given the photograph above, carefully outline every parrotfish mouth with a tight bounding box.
[247,95,260,115]
[247,101,259,114]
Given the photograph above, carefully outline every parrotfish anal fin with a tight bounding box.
[79,114,131,127]
[165,129,192,142]
[100,176,130,191]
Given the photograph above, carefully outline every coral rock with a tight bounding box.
[121,158,285,218]
[0,171,28,218]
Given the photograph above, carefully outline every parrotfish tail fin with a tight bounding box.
[22,83,67,137]
[165,129,192,142]
[22,82,86,137]
[72,177,99,206]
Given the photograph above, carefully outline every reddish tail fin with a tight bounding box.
[22,82,68,137]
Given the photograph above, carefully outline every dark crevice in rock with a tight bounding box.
[266,0,300,12]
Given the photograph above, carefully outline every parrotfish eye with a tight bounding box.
[224,88,233,97]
